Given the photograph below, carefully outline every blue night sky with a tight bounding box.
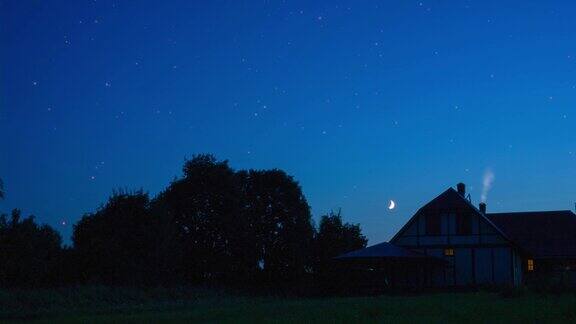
[2,1,576,244]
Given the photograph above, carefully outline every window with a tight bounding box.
[456,213,472,235]
[444,248,454,256]
[527,259,534,271]
[425,213,441,235]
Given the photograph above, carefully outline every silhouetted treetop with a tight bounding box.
[183,154,231,179]
[313,209,367,273]
[73,190,157,284]
[0,209,62,287]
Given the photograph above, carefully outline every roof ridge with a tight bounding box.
[488,210,574,215]
[391,185,517,247]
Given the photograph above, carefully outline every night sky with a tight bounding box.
[2,1,576,244]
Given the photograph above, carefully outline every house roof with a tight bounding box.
[341,185,576,261]
[335,242,443,261]
[391,187,513,245]
[487,210,576,259]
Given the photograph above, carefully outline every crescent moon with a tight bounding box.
[388,200,396,210]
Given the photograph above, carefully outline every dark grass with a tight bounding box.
[2,287,576,323]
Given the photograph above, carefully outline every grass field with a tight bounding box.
[2,287,576,323]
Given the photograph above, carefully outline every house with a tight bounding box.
[337,183,576,288]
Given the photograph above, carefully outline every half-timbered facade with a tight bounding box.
[389,183,523,286]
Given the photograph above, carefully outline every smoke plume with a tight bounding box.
[481,169,495,203]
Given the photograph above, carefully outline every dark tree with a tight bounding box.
[238,169,315,286]
[66,153,338,291]
[0,209,62,287]
[313,210,367,283]
[155,156,316,288]
[73,190,157,285]
[154,154,245,283]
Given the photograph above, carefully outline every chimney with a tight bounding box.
[479,202,487,214]
[457,182,466,196]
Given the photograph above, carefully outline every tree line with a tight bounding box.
[0,154,367,292]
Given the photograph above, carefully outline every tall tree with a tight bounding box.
[73,190,157,285]
[0,209,62,287]
[238,169,315,285]
[155,154,244,283]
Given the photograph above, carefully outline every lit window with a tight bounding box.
[444,248,454,256]
[527,259,534,271]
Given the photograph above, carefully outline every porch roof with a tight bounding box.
[335,242,444,262]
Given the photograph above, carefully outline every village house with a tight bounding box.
[337,183,576,288]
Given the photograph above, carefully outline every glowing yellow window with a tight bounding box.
[444,248,454,256]
[527,259,534,271]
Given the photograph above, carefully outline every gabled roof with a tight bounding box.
[336,242,443,261]
[343,185,576,261]
[390,187,512,244]
[487,211,576,259]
